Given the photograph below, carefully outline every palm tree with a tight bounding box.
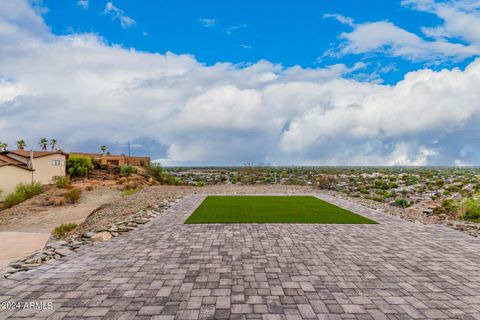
[50,138,58,151]
[100,145,107,154]
[39,138,48,151]
[0,141,7,151]
[16,139,26,150]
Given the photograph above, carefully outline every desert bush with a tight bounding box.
[462,196,480,222]
[122,186,143,196]
[196,181,205,187]
[120,164,137,176]
[3,182,43,209]
[147,164,164,179]
[147,164,183,185]
[85,185,94,191]
[67,156,94,177]
[52,223,77,238]
[55,176,71,189]
[433,199,458,215]
[395,198,411,208]
[64,188,81,203]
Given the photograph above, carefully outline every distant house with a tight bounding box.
[0,150,67,201]
[69,153,150,167]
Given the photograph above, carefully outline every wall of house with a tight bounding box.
[0,166,33,201]
[126,157,150,166]
[32,155,66,184]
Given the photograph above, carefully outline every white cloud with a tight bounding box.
[328,19,479,62]
[403,0,480,45]
[323,13,356,27]
[77,0,88,10]
[198,18,217,28]
[102,2,136,29]
[1,0,480,165]
[326,1,480,62]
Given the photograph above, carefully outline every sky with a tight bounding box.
[1,0,480,166]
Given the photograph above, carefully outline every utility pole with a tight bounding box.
[128,140,131,157]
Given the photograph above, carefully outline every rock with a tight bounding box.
[25,257,42,264]
[47,240,68,249]
[83,232,96,239]
[21,263,42,268]
[8,262,23,269]
[91,231,112,243]
[55,248,74,256]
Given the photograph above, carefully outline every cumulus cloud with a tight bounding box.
[1,0,480,165]
[102,2,136,29]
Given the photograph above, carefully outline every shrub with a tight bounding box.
[395,198,410,208]
[3,182,43,209]
[52,223,77,238]
[433,199,459,216]
[147,164,183,185]
[462,196,480,222]
[196,181,205,187]
[67,156,94,177]
[122,186,143,196]
[64,188,81,203]
[120,164,137,176]
[147,164,164,179]
[55,176,71,188]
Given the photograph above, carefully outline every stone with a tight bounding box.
[83,232,96,238]
[91,231,113,243]
[55,248,74,256]
[47,240,68,249]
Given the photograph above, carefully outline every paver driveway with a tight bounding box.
[1,193,479,320]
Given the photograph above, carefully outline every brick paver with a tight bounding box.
[1,193,479,319]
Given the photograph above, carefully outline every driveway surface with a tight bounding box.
[0,193,479,319]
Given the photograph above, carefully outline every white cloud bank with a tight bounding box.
[1,0,480,165]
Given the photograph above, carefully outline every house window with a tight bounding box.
[52,160,61,166]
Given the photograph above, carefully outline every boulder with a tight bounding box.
[91,231,112,243]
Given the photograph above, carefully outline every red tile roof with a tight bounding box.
[0,154,33,171]
[4,150,67,159]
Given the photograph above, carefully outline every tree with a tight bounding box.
[16,140,26,150]
[39,138,48,151]
[66,156,94,177]
[0,141,7,151]
[100,145,107,154]
[50,138,58,151]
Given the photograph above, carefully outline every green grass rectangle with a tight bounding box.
[185,196,377,224]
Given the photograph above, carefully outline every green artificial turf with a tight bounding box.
[185,196,377,224]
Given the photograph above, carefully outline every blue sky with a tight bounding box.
[42,0,473,83]
[1,0,480,165]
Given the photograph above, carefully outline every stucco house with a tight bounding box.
[70,152,150,167]
[0,150,67,201]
